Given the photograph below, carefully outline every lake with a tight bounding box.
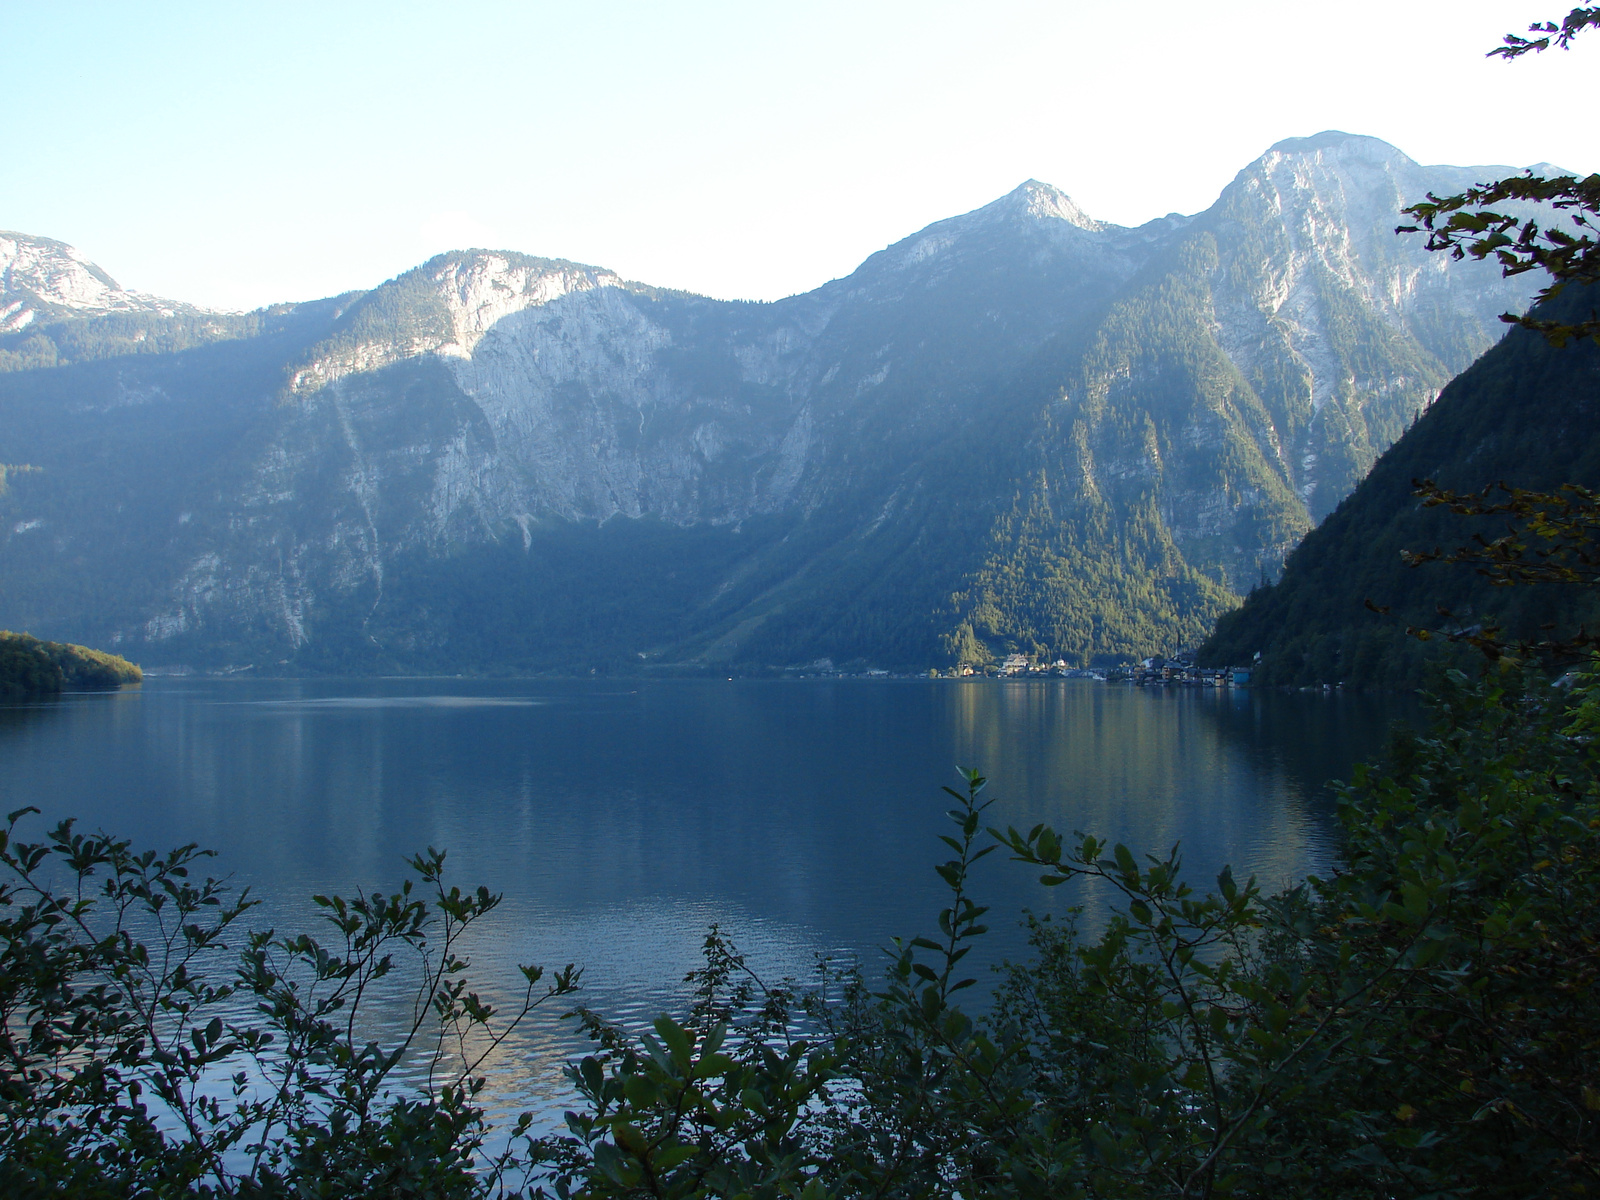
[0,675,1410,1123]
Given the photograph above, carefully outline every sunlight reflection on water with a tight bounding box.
[244,695,547,709]
[0,676,1414,1134]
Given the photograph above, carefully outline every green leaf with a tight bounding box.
[654,1015,694,1070]
[1113,844,1137,877]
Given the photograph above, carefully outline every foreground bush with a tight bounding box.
[0,830,578,1198]
[3,662,1598,1197]
[539,664,1600,1200]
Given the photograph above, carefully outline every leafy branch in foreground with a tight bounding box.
[1399,8,1600,345]
[0,813,577,1198]
[1400,172,1600,345]
[1374,478,1600,663]
[542,688,1600,1199]
[535,927,834,1200]
[1490,6,1600,58]
[1404,479,1600,587]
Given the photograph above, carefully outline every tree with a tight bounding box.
[1378,479,1600,665]
[1389,9,1600,663]
[1399,8,1600,345]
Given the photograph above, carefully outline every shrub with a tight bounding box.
[4,663,1597,1197]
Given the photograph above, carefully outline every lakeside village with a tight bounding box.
[150,653,1268,686]
[786,653,1265,688]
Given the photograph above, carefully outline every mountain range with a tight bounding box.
[0,133,1553,673]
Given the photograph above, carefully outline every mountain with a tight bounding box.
[1,231,265,372]
[1198,284,1600,687]
[0,134,1551,673]
[938,134,1562,663]
[1,231,178,327]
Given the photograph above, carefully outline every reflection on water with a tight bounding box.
[245,695,546,709]
[0,677,1413,1125]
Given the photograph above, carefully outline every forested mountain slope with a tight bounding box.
[0,134,1548,673]
[1199,286,1600,686]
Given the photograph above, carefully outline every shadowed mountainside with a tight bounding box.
[1200,286,1600,686]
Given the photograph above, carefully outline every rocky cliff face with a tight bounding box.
[0,134,1551,670]
[0,231,192,332]
[1082,133,1524,561]
[1203,133,1528,517]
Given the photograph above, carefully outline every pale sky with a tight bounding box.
[4,0,1595,311]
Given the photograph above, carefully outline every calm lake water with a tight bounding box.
[0,676,1410,1123]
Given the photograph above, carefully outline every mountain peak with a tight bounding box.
[1257,131,1421,176]
[987,179,1103,231]
[1267,130,1387,156]
[1,230,193,332]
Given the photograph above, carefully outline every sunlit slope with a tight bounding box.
[934,133,1534,665]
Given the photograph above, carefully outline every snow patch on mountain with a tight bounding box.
[0,231,195,330]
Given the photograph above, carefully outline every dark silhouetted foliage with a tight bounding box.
[1398,8,1600,345]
